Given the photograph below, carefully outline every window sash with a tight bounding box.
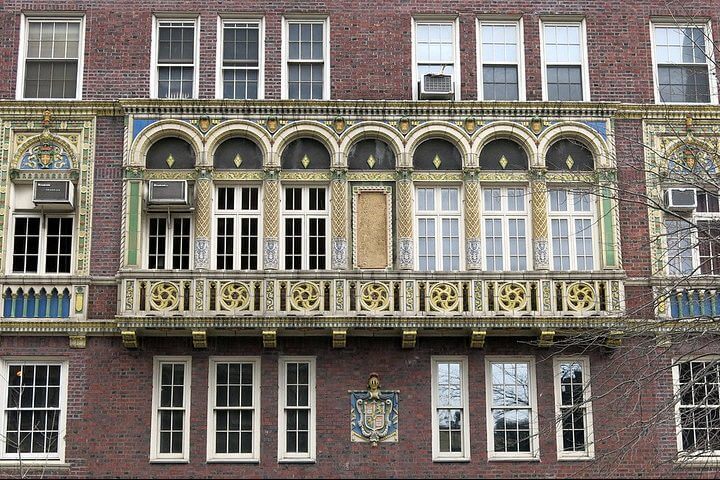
[548,190,595,271]
[432,358,469,460]
[279,358,315,461]
[554,359,594,458]
[480,22,521,101]
[282,187,328,270]
[221,21,261,99]
[674,359,720,456]
[482,187,528,271]
[151,358,190,461]
[286,21,326,100]
[154,19,196,99]
[147,216,191,270]
[416,187,462,271]
[11,216,73,274]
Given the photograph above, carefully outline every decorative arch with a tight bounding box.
[205,120,273,167]
[13,134,77,170]
[472,121,537,167]
[338,121,405,167]
[537,121,610,169]
[130,119,203,167]
[664,138,720,175]
[272,121,339,168]
[404,121,471,168]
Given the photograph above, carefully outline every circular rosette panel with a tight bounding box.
[149,282,180,311]
[566,282,596,312]
[290,282,321,311]
[497,282,528,312]
[360,282,390,311]
[219,282,251,311]
[429,282,460,312]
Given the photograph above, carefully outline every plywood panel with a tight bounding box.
[356,191,389,268]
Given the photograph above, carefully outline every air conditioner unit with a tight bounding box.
[666,188,697,211]
[148,180,188,205]
[419,73,454,100]
[32,180,74,211]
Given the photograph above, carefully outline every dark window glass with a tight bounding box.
[479,139,528,170]
[348,139,396,170]
[281,138,330,170]
[413,139,462,171]
[546,139,594,171]
[483,66,519,101]
[214,138,263,170]
[146,137,195,169]
[547,66,583,101]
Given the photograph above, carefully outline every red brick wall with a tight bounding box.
[0,335,710,478]
[0,1,717,101]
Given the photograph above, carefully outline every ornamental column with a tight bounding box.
[330,169,349,270]
[463,169,481,269]
[262,169,280,270]
[530,169,549,270]
[396,169,414,270]
[194,167,213,269]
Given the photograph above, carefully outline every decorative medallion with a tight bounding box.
[464,117,477,134]
[350,373,399,445]
[566,282,596,312]
[366,154,377,169]
[565,155,575,169]
[398,117,411,135]
[198,116,212,133]
[333,116,346,134]
[219,282,251,311]
[42,109,52,127]
[498,155,509,169]
[529,116,543,134]
[266,116,279,133]
[233,153,243,168]
[301,154,311,169]
[432,154,442,169]
[289,282,321,311]
[428,282,459,312]
[359,282,391,311]
[18,142,72,170]
[165,154,175,168]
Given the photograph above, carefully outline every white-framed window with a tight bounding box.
[16,15,85,100]
[548,189,596,271]
[282,186,329,270]
[482,187,530,271]
[282,17,330,100]
[207,357,261,462]
[540,20,590,101]
[672,356,720,459]
[10,215,73,274]
[486,357,539,460]
[150,357,191,463]
[217,18,264,99]
[278,357,316,462]
[151,17,199,99]
[651,22,718,104]
[553,357,595,460]
[477,19,525,101]
[0,359,69,462]
[215,186,262,270]
[412,17,461,100]
[431,357,470,461]
[666,191,720,276]
[416,186,462,271]
[146,215,192,270]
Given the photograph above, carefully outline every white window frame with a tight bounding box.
[206,357,261,462]
[150,15,200,99]
[0,358,69,464]
[278,356,316,463]
[8,214,75,275]
[547,188,598,271]
[650,20,719,105]
[16,14,86,100]
[215,16,265,100]
[281,185,330,270]
[431,356,470,462]
[666,190,720,276]
[485,356,540,461]
[281,16,330,100]
[672,355,720,461]
[553,357,595,460]
[145,214,193,270]
[539,18,591,102]
[213,185,263,270]
[481,186,531,271]
[411,16,462,100]
[415,185,464,271]
[477,18,526,101]
[150,356,192,463]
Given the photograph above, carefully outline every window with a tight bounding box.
[282,186,328,270]
[486,358,539,460]
[215,186,261,270]
[18,16,84,100]
[483,187,529,271]
[541,21,588,101]
[416,187,462,271]
[554,358,594,460]
[673,357,720,458]
[652,23,716,103]
[152,18,198,99]
[431,357,470,461]
[278,357,316,462]
[218,19,263,99]
[666,191,720,275]
[11,216,73,274]
[478,20,524,100]
[413,19,460,99]
[548,189,595,271]
[207,358,260,462]
[283,18,329,100]
[0,360,68,462]
[150,357,191,462]
[147,216,191,270]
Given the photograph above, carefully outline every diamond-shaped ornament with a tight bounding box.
[165,154,175,168]
[301,154,311,168]
[233,153,243,168]
[565,155,575,169]
[366,154,376,169]
[498,155,508,169]
[433,154,442,169]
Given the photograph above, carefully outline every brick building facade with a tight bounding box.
[0,0,718,477]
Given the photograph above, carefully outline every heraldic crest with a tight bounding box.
[350,373,399,444]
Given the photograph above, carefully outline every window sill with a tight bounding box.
[674,455,720,468]
[433,457,471,463]
[557,455,595,462]
[487,456,540,462]
[0,461,70,469]
[148,458,190,464]
[207,458,260,464]
[278,458,316,464]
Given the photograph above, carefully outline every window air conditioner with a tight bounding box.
[148,180,188,205]
[665,188,697,211]
[419,73,454,100]
[32,180,74,211]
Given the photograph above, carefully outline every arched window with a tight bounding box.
[479,139,528,170]
[348,139,395,170]
[214,137,263,170]
[413,138,462,171]
[146,137,195,169]
[281,138,331,170]
[546,139,594,171]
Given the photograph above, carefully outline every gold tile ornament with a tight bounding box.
[233,153,243,168]
[165,154,175,168]
[470,330,486,348]
[69,335,86,349]
[432,154,442,169]
[301,154,311,168]
[332,329,347,348]
[192,330,208,349]
[402,330,417,349]
[565,155,575,169]
[606,330,624,348]
[121,330,138,349]
[499,155,509,169]
[366,154,376,169]
[262,330,277,348]
[539,330,555,347]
